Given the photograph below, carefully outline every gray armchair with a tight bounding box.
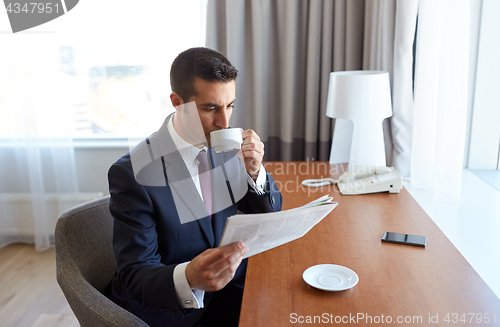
[55,196,148,327]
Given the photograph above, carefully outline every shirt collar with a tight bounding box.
[167,114,208,164]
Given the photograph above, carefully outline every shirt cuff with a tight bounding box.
[247,164,266,195]
[173,262,205,309]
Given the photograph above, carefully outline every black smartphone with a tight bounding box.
[381,231,427,247]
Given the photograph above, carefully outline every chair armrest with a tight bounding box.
[57,264,148,327]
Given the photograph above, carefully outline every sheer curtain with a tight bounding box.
[411,0,470,200]
[0,35,80,251]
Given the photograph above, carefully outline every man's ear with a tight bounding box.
[170,92,184,109]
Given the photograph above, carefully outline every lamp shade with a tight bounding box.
[326,71,392,171]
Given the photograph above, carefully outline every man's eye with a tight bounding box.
[227,105,234,109]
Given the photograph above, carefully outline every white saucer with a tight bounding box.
[303,264,359,291]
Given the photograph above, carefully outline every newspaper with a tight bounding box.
[219,195,338,259]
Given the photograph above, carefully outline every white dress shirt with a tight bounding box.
[167,117,266,309]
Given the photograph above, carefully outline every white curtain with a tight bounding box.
[0,35,80,251]
[411,0,470,200]
[363,0,418,178]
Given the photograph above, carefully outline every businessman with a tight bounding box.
[107,47,283,327]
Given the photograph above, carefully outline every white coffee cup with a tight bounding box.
[210,129,243,153]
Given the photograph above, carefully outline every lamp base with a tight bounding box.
[329,119,353,165]
[329,119,387,172]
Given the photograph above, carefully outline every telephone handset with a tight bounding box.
[301,166,403,195]
[336,166,392,183]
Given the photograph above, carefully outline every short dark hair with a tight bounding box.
[170,47,238,102]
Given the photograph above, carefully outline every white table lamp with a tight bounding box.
[326,71,392,171]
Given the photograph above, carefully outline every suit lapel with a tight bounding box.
[211,211,226,247]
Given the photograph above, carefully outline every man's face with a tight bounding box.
[185,77,236,147]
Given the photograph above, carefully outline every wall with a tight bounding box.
[74,146,128,194]
[0,145,127,195]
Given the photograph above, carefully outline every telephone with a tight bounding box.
[301,166,403,195]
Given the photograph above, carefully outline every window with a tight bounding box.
[467,0,500,192]
[467,0,500,171]
[58,0,208,138]
[498,142,500,170]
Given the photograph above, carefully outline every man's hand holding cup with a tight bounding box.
[209,128,264,181]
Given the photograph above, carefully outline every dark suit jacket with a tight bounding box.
[107,115,283,327]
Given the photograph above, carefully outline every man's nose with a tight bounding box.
[215,109,230,129]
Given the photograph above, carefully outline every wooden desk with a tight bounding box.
[240,162,500,326]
